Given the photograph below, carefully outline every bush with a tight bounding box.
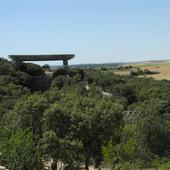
[1,129,43,170]
[130,68,143,76]
[158,160,170,170]
[130,71,139,76]
[18,63,44,76]
[42,64,50,69]
[158,159,170,170]
[53,68,73,78]
[143,69,160,75]
[114,162,139,170]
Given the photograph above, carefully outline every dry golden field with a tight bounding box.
[114,60,170,80]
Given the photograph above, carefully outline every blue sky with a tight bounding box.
[0,0,170,65]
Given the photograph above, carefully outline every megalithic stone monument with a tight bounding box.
[9,54,75,68]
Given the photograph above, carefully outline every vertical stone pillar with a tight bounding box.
[63,60,68,68]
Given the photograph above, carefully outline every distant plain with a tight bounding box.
[114,60,170,80]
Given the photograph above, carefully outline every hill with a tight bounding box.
[0,59,170,170]
[113,60,170,80]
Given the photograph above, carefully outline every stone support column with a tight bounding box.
[63,60,68,68]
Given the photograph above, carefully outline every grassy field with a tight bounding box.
[114,60,170,80]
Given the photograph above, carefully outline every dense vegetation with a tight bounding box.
[0,58,170,170]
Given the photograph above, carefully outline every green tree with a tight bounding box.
[42,103,83,169]
[1,129,43,170]
[68,97,124,169]
[2,94,48,135]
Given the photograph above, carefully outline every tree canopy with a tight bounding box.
[0,58,170,169]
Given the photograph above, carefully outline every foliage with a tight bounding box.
[1,129,43,170]
[130,68,160,76]
[158,160,170,170]
[1,59,170,169]
[19,63,44,76]
[130,68,143,76]
[42,64,50,69]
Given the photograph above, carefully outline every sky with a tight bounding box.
[0,0,170,65]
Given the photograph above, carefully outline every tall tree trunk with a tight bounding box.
[51,158,57,170]
[94,143,103,168]
[85,158,89,170]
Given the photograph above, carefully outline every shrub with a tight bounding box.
[158,160,170,170]
[42,64,50,69]
[1,129,43,170]
[114,162,139,170]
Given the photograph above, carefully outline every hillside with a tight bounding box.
[0,59,170,170]
[113,60,170,80]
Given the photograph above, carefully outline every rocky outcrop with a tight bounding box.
[0,166,8,170]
